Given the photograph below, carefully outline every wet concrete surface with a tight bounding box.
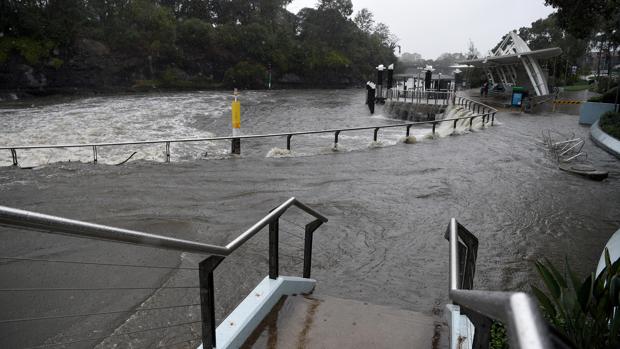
[0,90,619,348]
[242,294,445,349]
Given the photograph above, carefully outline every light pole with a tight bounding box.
[613,64,619,112]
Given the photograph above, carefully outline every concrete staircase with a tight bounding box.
[242,294,447,349]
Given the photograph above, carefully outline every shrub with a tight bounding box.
[49,57,64,69]
[223,61,266,89]
[531,251,620,349]
[0,37,55,65]
[599,111,620,140]
[587,86,618,104]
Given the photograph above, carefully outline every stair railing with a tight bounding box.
[445,218,552,349]
[0,197,327,348]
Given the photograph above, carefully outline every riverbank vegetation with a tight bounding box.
[0,0,397,94]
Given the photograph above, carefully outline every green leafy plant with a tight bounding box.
[490,322,509,349]
[531,250,620,349]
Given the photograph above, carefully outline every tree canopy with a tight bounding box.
[0,0,398,90]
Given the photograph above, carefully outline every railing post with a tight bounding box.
[470,117,474,131]
[286,135,292,151]
[269,219,279,279]
[492,112,496,126]
[199,256,225,349]
[303,219,323,278]
[165,142,170,162]
[334,130,340,146]
[231,138,241,155]
[92,146,98,164]
[432,122,436,135]
[406,125,412,137]
[460,308,493,349]
[453,119,458,130]
[373,128,379,142]
[11,148,18,166]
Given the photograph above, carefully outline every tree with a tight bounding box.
[544,0,607,40]
[466,40,479,59]
[400,52,423,63]
[373,22,398,51]
[353,8,374,33]
[317,0,353,18]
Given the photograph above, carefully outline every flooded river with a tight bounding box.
[1,89,619,348]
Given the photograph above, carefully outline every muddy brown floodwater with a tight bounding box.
[1,90,619,348]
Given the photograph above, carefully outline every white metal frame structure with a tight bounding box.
[461,32,562,96]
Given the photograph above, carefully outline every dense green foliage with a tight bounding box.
[0,0,397,89]
[544,0,619,91]
[490,322,509,349]
[531,252,620,349]
[599,111,620,140]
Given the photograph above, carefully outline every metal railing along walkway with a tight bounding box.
[445,218,570,349]
[0,197,327,348]
[1,97,497,166]
[387,88,455,106]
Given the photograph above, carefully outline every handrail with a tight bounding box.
[0,197,327,349]
[2,96,497,166]
[0,114,491,151]
[0,197,326,256]
[459,96,498,113]
[446,218,551,349]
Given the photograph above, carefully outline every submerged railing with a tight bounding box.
[0,197,327,348]
[1,97,497,166]
[445,218,567,349]
[386,88,455,106]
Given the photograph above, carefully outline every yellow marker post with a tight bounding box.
[231,89,241,154]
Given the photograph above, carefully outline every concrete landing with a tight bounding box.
[241,294,445,349]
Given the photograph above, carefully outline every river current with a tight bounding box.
[1,89,619,348]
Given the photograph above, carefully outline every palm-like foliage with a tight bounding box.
[532,249,620,349]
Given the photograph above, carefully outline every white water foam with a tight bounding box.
[0,93,229,167]
[266,147,292,158]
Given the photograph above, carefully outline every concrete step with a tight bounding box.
[241,294,447,349]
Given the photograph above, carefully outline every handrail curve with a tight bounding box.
[0,197,327,256]
[446,218,551,349]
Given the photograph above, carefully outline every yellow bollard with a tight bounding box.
[231,89,241,154]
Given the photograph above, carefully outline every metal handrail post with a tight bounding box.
[373,128,379,142]
[303,219,324,278]
[199,256,225,349]
[269,219,279,279]
[448,218,459,291]
[11,148,18,166]
[446,219,552,349]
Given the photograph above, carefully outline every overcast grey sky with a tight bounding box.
[287,0,555,59]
